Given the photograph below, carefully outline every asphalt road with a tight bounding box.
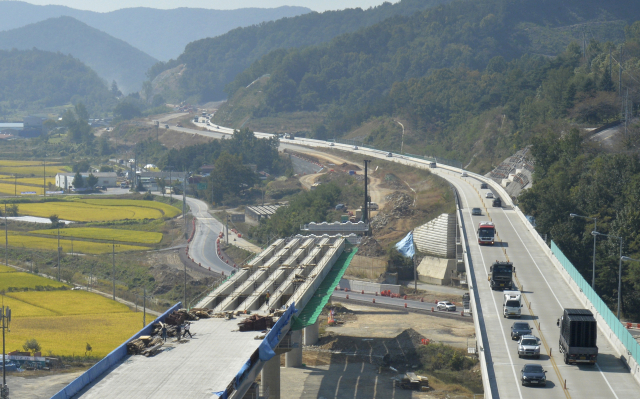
[164,121,640,398]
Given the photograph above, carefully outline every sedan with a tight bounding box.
[461,171,468,177]
[511,322,532,340]
[472,208,482,216]
[521,364,547,387]
[480,183,488,189]
[353,145,359,150]
[485,192,494,199]
[329,142,335,146]
[386,152,393,157]
[437,301,456,311]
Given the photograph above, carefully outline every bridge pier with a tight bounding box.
[260,354,281,399]
[303,320,319,346]
[285,329,303,367]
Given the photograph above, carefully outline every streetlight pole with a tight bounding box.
[1,299,11,399]
[591,232,623,318]
[570,213,597,289]
[396,121,405,154]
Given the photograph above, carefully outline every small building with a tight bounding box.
[245,205,284,221]
[56,172,117,190]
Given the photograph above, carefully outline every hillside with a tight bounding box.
[0,48,115,114]
[218,0,640,171]
[149,0,451,102]
[0,16,157,93]
[0,1,311,61]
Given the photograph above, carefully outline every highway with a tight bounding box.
[167,121,640,398]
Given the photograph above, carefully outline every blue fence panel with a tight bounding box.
[51,302,182,399]
[551,241,640,365]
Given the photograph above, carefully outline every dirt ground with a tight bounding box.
[5,370,85,399]
[279,302,479,399]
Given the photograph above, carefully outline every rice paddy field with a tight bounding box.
[0,271,68,291]
[0,165,69,176]
[30,227,163,244]
[7,233,149,254]
[0,184,44,195]
[18,198,180,221]
[1,270,151,357]
[0,176,56,186]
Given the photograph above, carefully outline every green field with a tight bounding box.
[8,233,149,254]
[30,227,163,244]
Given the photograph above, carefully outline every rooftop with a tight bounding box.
[77,317,263,399]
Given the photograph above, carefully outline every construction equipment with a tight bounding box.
[393,372,429,391]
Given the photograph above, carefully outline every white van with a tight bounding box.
[367,202,379,210]
[503,290,523,318]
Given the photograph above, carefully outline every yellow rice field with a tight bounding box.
[0,176,56,186]
[0,271,69,291]
[77,199,181,218]
[8,290,132,316]
[0,160,66,167]
[19,201,162,221]
[0,184,44,195]
[0,264,16,272]
[30,227,163,244]
[0,165,69,176]
[8,233,149,254]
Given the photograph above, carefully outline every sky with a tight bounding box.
[15,1,395,13]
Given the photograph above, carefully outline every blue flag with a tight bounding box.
[395,231,415,258]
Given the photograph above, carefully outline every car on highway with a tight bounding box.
[353,145,359,150]
[472,207,482,216]
[485,192,494,198]
[520,364,547,387]
[429,162,436,168]
[461,171,468,177]
[329,142,335,146]
[517,335,541,359]
[386,152,393,157]
[437,301,456,311]
[164,124,169,128]
[480,182,488,189]
[511,322,532,340]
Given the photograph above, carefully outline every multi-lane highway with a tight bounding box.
[166,120,640,397]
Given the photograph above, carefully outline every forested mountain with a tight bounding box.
[149,0,451,102]
[219,0,640,170]
[0,16,157,93]
[0,49,115,114]
[0,1,310,61]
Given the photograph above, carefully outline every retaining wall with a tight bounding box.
[51,302,182,399]
[338,278,400,295]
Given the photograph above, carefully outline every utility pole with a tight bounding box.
[183,171,187,239]
[226,215,230,245]
[13,175,16,197]
[4,204,7,268]
[363,160,371,225]
[43,158,45,199]
[143,287,147,327]
[609,47,612,82]
[619,49,623,95]
[169,168,173,203]
[57,226,60,282]
[2,300,11,399]
[112,240,116,300]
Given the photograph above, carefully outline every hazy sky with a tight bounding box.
[17,1,395,13]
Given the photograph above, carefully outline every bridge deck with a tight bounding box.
[77,318,262,399]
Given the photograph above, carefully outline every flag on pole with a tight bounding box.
[395,231,415,258]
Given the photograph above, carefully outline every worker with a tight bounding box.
[183,322,193,338]
[161,322,167,342]
[265,290,270,306]
[176,324,182,341]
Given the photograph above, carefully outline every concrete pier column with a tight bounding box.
[260,354,281,399]
[285,330,302,368]
[303,320,319,346]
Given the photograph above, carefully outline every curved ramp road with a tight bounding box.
[167,122,640,398]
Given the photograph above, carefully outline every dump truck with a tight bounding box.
[558,308,598,365]
[489,261,514,290]
[393,372,429,391]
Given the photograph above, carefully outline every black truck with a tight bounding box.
[489,261,514,290]
[557,309,598,365]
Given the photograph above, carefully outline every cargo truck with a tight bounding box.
[503,290,522,318]
[489,261,513,290]
[557,309,598,365]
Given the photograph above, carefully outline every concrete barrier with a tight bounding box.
[338,278,400,295]
[51,302,182,399]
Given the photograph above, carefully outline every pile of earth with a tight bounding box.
[356,236,386,257]
[370,191,413,231]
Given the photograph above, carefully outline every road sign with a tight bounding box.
[197,183,207,190]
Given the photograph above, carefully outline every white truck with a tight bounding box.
[503,290,522,318]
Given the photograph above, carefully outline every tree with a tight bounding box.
[142,80,153,103]
[99,136,111,156]
[73,160,91,173]
[113,101,142,122]
[49,214,61,229]
[156,178,167,196]
[73,172,85,188]
[62,103,93,144]
[152,94,166,108]
[99,165,114,172]
[111,80,122,97]
[86,173,98,188]
[23,338,41,355]
[6,203,18,217]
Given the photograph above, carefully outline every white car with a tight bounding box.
[353,145,359,150]
[437,301,456,311]
[386,152,393,157]
[461,171,468,177]
[329,142,335,146]
[486,192,494,199]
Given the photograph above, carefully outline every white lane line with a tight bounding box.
[502,209,620,399]
[449,177,523,399]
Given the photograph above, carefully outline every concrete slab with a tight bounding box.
[76,318,262,399]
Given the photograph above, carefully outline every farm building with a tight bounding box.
[56,172,117,190]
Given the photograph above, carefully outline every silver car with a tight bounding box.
[486,192,494,199]
[518,335,541,359]
[437,301,456,311]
